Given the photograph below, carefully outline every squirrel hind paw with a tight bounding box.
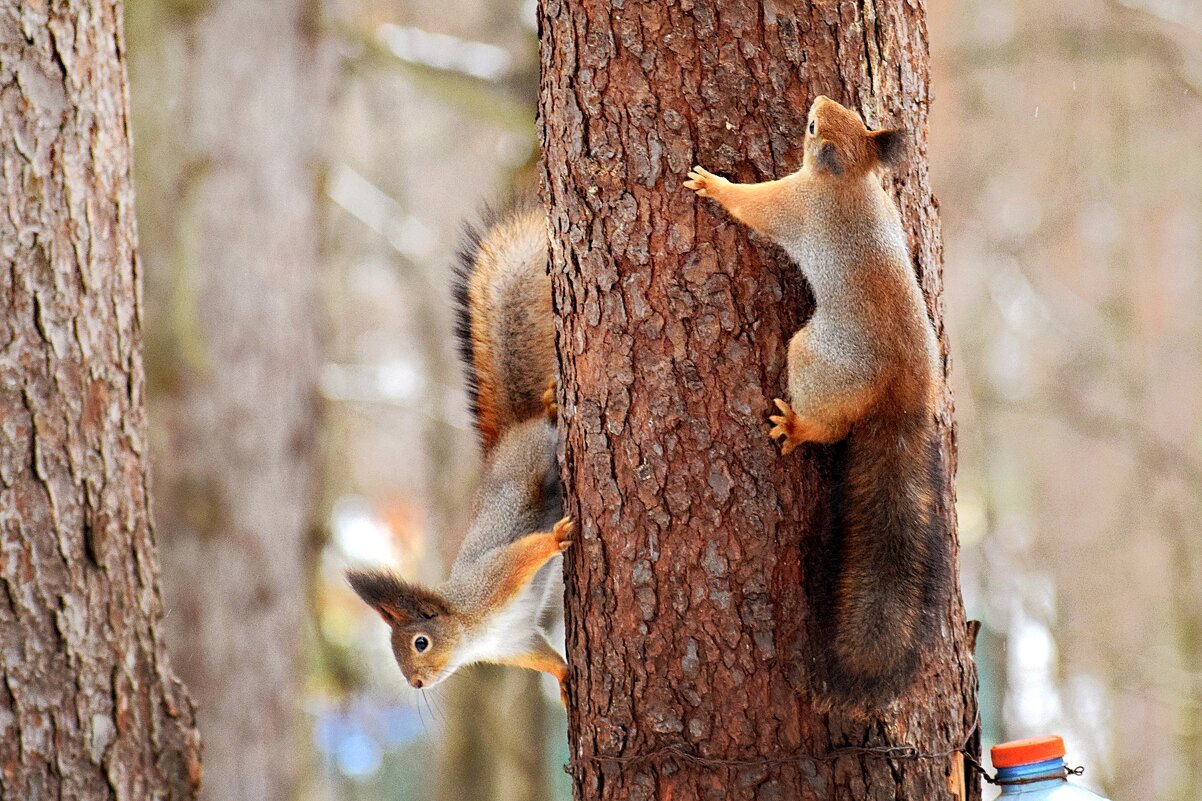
[768,398,805,456]
[551,517,575,550]
[769,424,803,456]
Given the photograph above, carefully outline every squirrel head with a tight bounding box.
[803,95,904,179]
[347,569,461,690]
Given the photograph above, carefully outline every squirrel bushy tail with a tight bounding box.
[824,413,948,707]
[453,204,554,451]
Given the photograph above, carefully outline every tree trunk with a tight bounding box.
[538,2,978,800]
[125,3,331,800]
[0,1,202,798]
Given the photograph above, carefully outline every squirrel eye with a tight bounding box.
[808,119,816,135]
[413,635,430,653]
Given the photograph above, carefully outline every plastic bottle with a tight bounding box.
[990,736,1110,799]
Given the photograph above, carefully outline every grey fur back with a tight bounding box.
[451,418,561,574]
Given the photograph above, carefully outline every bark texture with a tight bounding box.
[0,1,202,798]
[538,1,977,800]
[125,2,332,799]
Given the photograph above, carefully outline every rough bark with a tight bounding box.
[538,1,978,800]
[0,1,202,798]
[125,2,331,800]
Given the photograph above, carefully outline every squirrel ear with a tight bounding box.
[870,129,904,167]
[346,569,451,625]
[817,141,843,176]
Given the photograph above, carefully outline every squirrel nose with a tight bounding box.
[411,679,423,689]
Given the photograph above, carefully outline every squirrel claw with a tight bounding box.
[551,517,575,549]
[768,398,805,456]
[685,165,723,198]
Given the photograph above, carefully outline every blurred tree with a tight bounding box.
[540,1,978,799]
[437,665,551,801]
[0,1,201,798]
[928,0,1202,796]
[124,1,333,799]
[315,7,558,795]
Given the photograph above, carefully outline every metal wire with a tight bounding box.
[961,751,1085,786]
[574,706,982,773]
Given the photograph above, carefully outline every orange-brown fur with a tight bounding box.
[503,635,572,706]
[541,376,558,420]
[481,517,574,614]
[348,205,571,704]
[463,210,554,452]
[686,96,948,710]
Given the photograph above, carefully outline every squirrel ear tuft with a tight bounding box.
[346,569,451,625]
[871,129,904,167]
[817,141,844,176]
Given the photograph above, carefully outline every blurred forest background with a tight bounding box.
[119,0,1201,799]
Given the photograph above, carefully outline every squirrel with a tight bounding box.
[346,204,574,705]
[684,95,948,708]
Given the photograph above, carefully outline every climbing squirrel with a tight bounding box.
[685,96,948,708]
[347,204,574,705]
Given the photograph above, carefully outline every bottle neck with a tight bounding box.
[997,757,1068,794]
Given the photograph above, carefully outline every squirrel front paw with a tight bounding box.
[768,398,807,456]
[684,165,728,199]
[551,517,575,552]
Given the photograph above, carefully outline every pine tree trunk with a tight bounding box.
[0,1,202,798]
[124,2,332,800]
[538,1,979,799]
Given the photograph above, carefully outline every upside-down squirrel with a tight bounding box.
[347,204,573,705]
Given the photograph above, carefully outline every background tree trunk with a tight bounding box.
[437,666,552,801]
[125,2,332,799]
[539,1,978,800]
[0,1,202,798]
